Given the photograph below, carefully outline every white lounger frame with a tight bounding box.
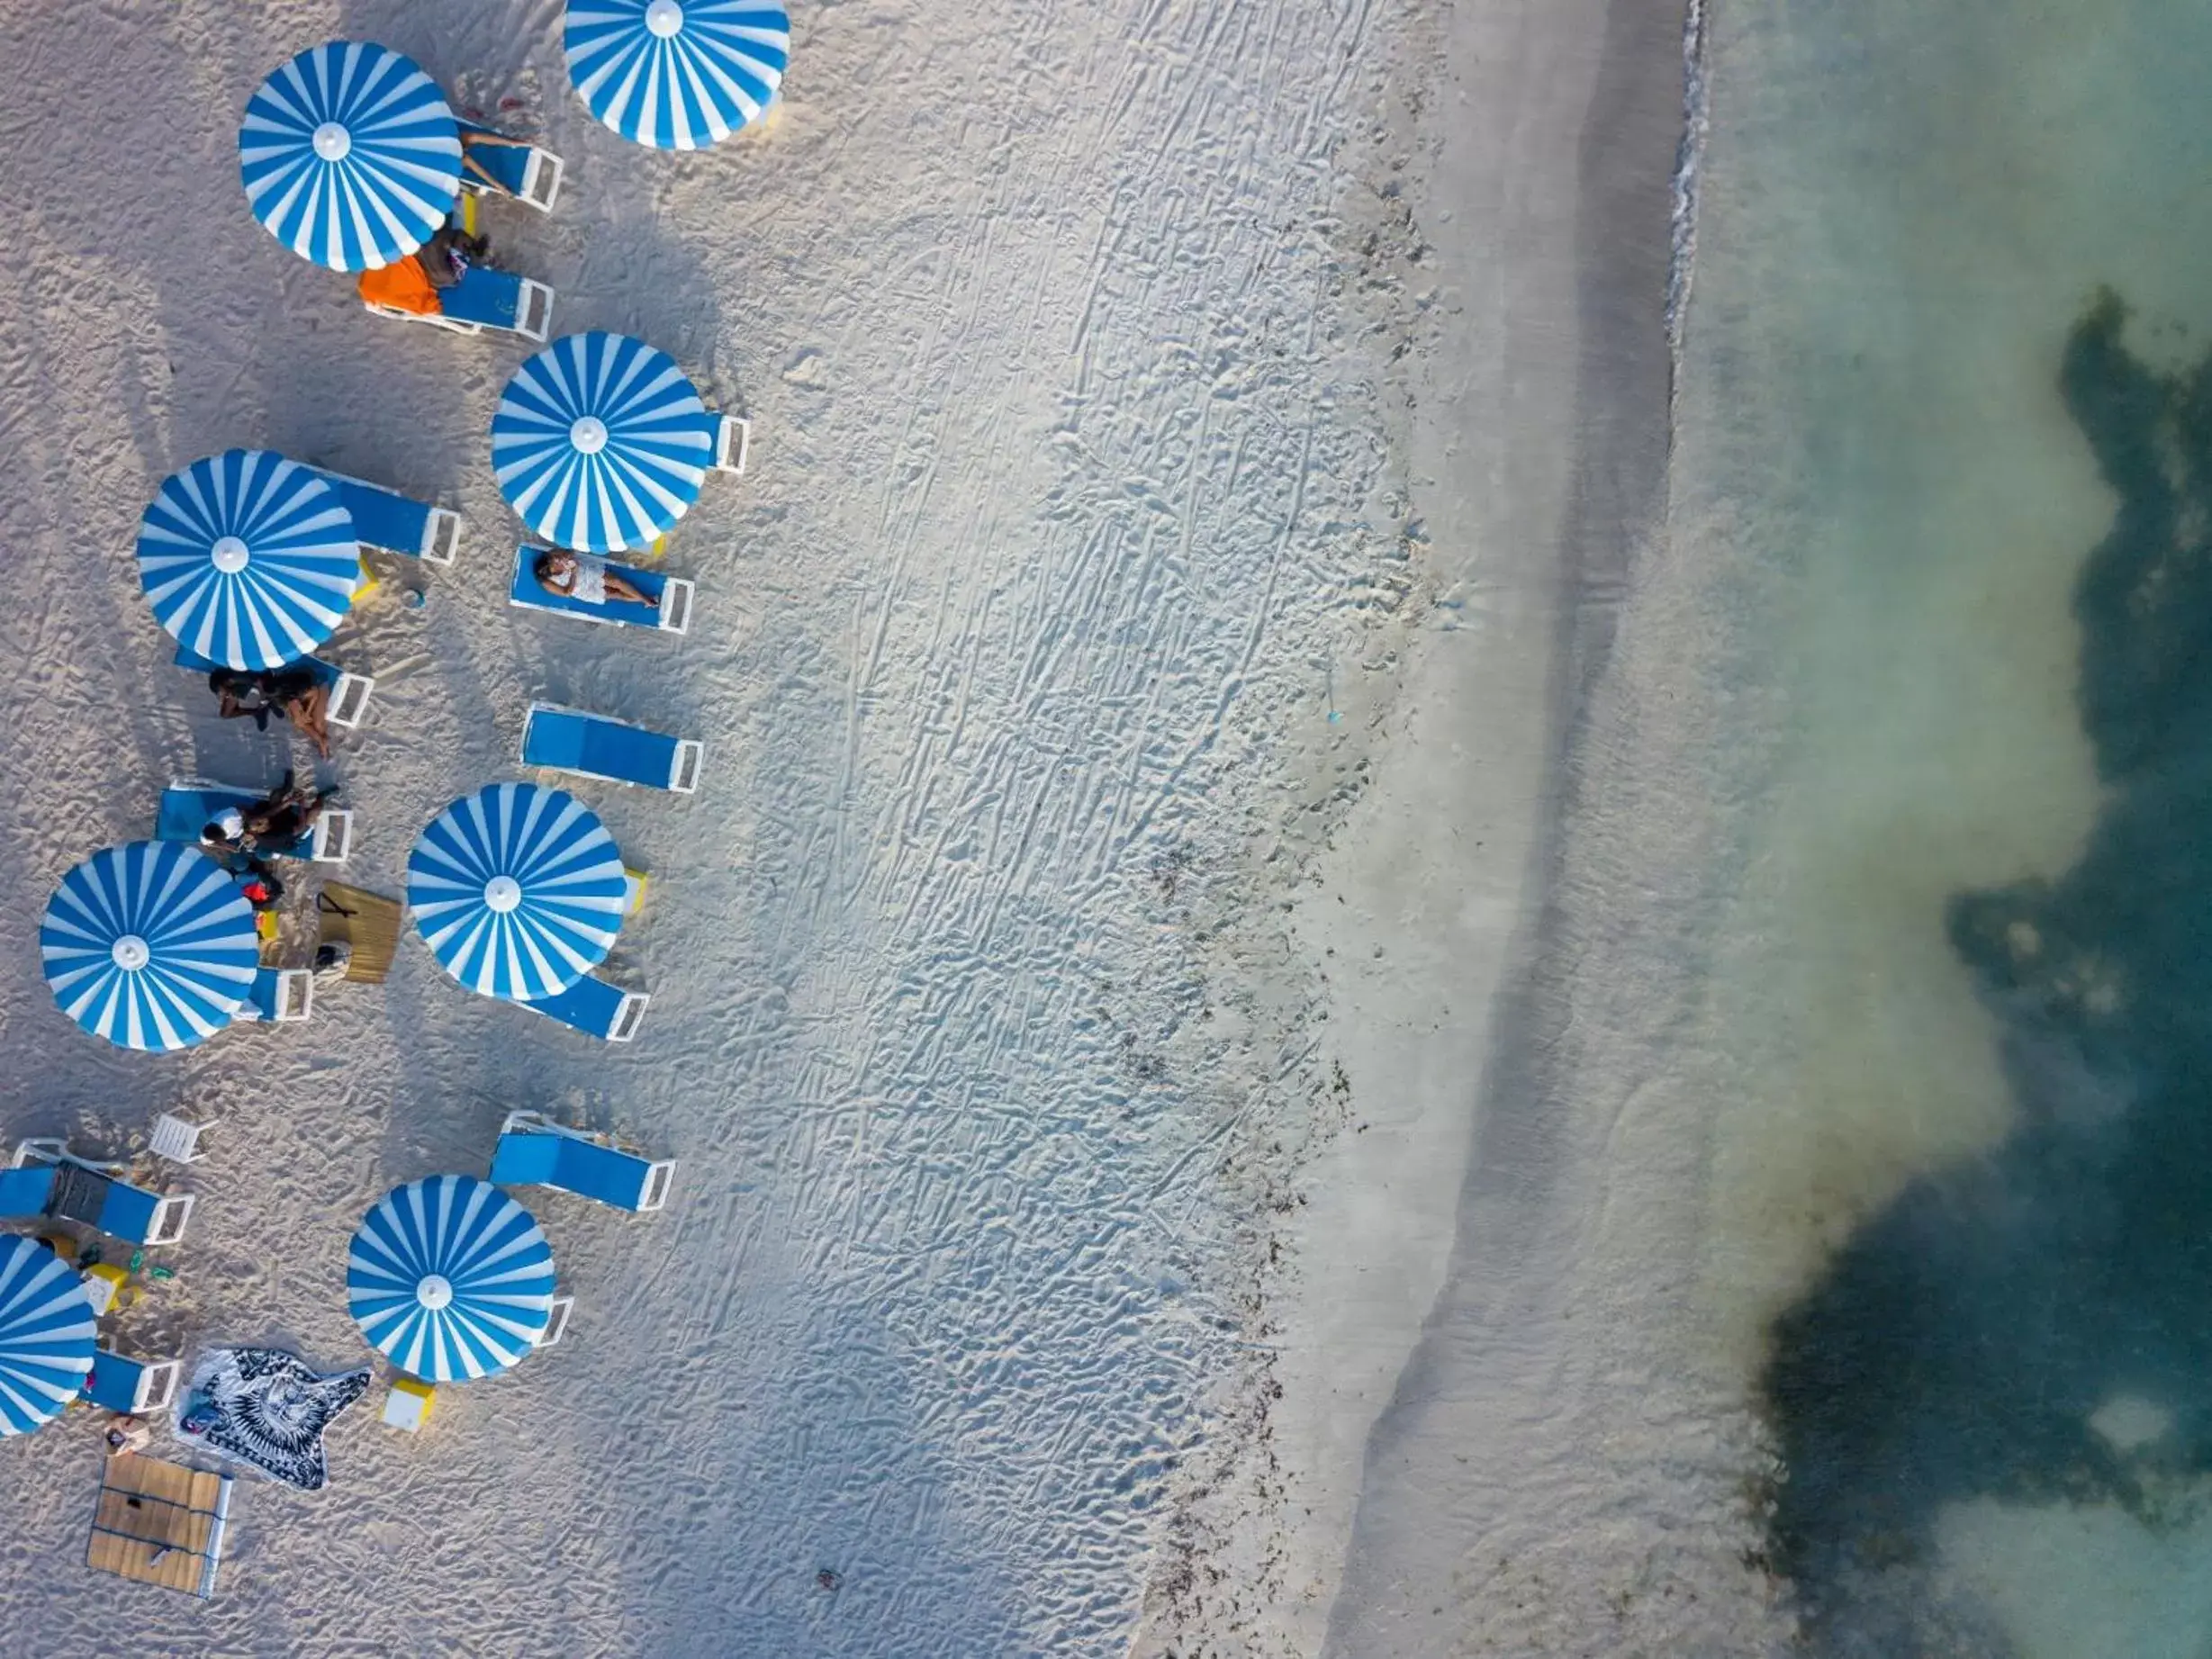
[330,672,375,726]
[671,744,703,795]
[425,511,463,564]
[537,1294,575,1348]
[310,810,352,865]
[655,580,693,634]
[364,277,554,345]
[500,1110,676,1212]
[713,415,750,475]
[12,1140,196,1245]
[605,991,650,1042]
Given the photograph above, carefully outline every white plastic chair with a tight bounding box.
[148,1114,212,1166]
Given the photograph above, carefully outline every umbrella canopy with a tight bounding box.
[490,332,714,554]
[137,449,362,672]
[564,0,790,151]
[41,842,261,1051]
[348,1176,555,1382]
[239,41,463,271]
[0,1237,98,1437]
[407,782,629,1003]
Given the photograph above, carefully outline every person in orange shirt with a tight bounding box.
[356,226,487,317]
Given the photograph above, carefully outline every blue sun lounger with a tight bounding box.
[173,643,375,730]
[83,1348,182,1414]
[522,975,649,1043]
[509,545,692,634]
[301,468,462,565]
[457,117,564,212]
[521,703,703,794]
[361,259,553,344]
[156,778,352,864]
[491,1111,673,1211]
[4,1141,194,1245]
[233,966,312,1024]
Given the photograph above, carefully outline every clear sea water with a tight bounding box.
[1679,0,2212,1651]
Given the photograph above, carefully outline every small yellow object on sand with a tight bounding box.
[82,1261,130,1314]
[382,1375,434,1432]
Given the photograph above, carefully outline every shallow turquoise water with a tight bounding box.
[1676,1,2212,1651]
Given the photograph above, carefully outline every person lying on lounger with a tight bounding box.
[356,226,491,316]
[203,772,338,861]
[208,666,334,759]
[459,128,533,193]
[534,548,651,607]
[242,773,338,858]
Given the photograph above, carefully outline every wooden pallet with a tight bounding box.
[318,882,402,985]
[85,1454,232,1599]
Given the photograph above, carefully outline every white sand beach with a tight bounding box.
[0,0,1709,1654]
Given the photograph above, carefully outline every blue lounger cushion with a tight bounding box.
[524,975,648,1042]
[0,1165,54,1218]
[509,545,690,633]
[82,1353,153,1413]
[86,1179,159,1244]
[522,705,702,793]
[438,265,552,340]
[492,1127,662,1210]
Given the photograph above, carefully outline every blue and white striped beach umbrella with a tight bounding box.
[137,450,362,673]
[407,783,629,1003]
[348,1176,555,1382]
[239,41,463,271]
[0,1238,98,1438]
[41,842,261,1052]
[564,0,789,151]
[491,332,715,553]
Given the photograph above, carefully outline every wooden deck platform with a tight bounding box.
[318,882,402,984]
[86,1454,232,1599]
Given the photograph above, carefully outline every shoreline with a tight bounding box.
[1131,0,1700,1651]
[1316,0,1692,1646]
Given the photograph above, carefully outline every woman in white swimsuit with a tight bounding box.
[534,549,650,607]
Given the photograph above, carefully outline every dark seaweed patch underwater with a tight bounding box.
[1759,291,2212,1653]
